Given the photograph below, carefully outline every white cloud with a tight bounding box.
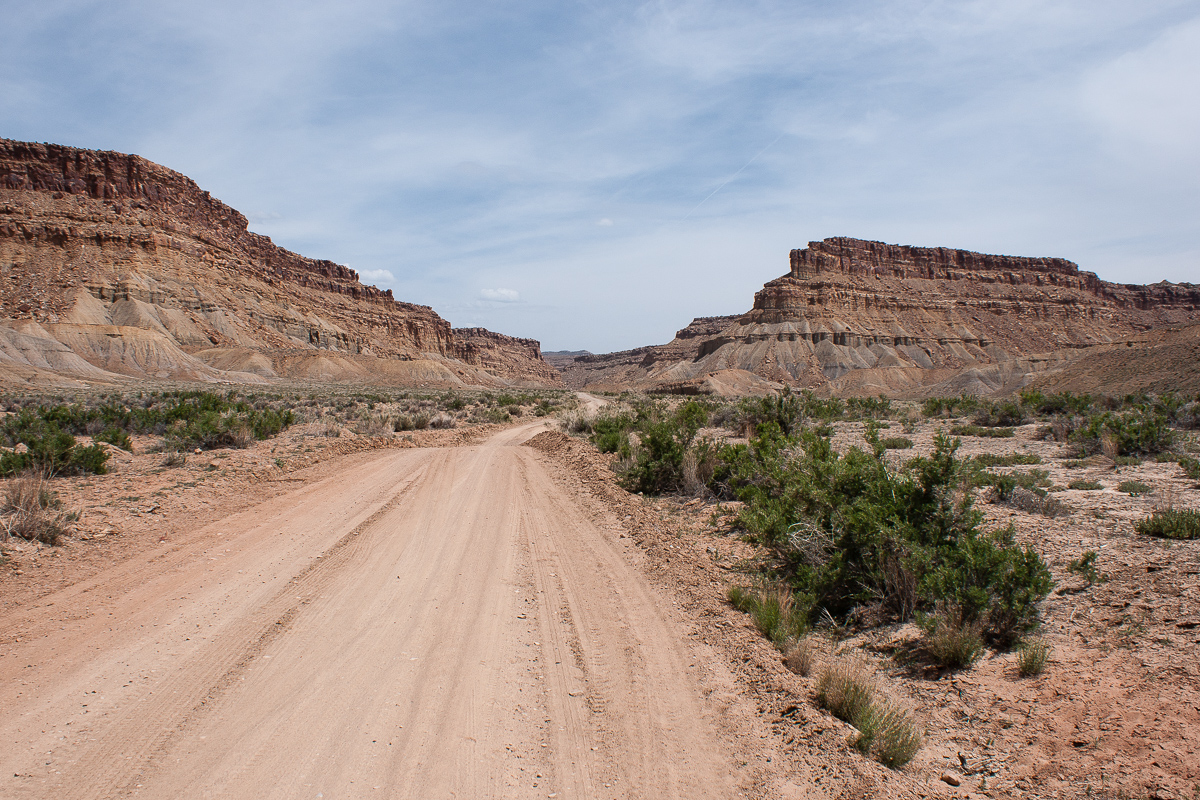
[1081,16,1200,158]
[597,218,614,226]
[480,287,520,302]
[358,268,395,283]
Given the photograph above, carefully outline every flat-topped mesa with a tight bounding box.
[0,137,559,386]
[555,236,1200,396]
[789,236,1090,286]
[0,139,401,307]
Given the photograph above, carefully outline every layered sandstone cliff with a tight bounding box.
[557,237,1200,396]
[0,138,559,387]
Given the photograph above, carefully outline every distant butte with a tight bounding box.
[556,237,1200,397]
[0,137,560,388]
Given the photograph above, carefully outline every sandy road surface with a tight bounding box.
[0,418,735,799]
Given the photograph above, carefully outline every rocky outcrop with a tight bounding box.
[0,138,559,387]
[556,237,1200,396]
[451,328,561,385]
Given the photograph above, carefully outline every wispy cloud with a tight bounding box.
[358,268,395,283]
[3,1,1197,351]
[480,288,520,303]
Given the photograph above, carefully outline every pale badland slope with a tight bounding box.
[0,138,560,389]
[557,237,1200,397]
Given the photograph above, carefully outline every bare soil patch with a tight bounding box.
[527,418,1200,800]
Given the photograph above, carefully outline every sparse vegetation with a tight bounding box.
[972,452,1042,467]
[2,475,73,545]
[1067,550,1103,586]
[1118,480,1152,496]
[1016,636,1051,677]
[715,411,1053,645]
[815,657,922,768]
[1135,508,1200,540]
[921,607,985,670]
[880,436,913,450]
[728,583,808,646]
[949,424,1015,438]
[1068,479,1103,491]
[784,634,822,677]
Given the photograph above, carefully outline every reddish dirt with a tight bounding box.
[2,409,1197,799]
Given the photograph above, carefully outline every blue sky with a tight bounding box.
[3,1,1198,352]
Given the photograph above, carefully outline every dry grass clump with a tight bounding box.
[161,449,187,468]
[428,413,456,430]
[354,413,393,437]
[784,634,825,677]
[1016,636,1051,676]
[2,474,73,546]
[393,413,430,432]
[728,583,807,646]
[1006,486,1071,518]
[923,608,985,670]
[558,409,594,435]
[815,656,922,768]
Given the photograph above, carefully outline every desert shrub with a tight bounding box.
[1068,479,1103,491]
[976,469,1051,500]
[921,607,984,670]
[0,410,109,476]
[1073,408,1174,457]
[590,412,633,454]
[846,395,892,420]
[162,450,187,468]
[815,658,876,730]
[734,387,804,436]
[559,410,593,435]
[728,583,808,646]
[815,657,921,768]
[2,475,71,545]
[1135,508,1200,539]
[9,391,295,451]
[922,394,980,419]
[355,414,393,437]
[621,400,708,494]
[1113,455,1143,467]
[974,400,1026,428]
[681,438,720,496]
[859,698,924,769]
[950,425,1015,438]
[439,393,467,411]
[93,427,132,451]
[880,436,912,450]
[972,452,1042,467]
[1018,389,1094,418]
[1016,637,1051,676]
[428,413,456,429]
[1118,480,1152,496]
[715,419,1053,644]
[1178,457,1200,481]
[1067,550,1102,586]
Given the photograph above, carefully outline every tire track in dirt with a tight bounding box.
[1,422,736,799]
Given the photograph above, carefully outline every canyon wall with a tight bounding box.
[0,138,559,387]
[557,237,1200,397]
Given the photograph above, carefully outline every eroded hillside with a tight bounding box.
[0,138,559,388]
[558,237,1200,397]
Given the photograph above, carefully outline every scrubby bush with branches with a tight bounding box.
[714,417,1053,645]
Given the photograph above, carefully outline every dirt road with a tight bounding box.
[0,421,735,799]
